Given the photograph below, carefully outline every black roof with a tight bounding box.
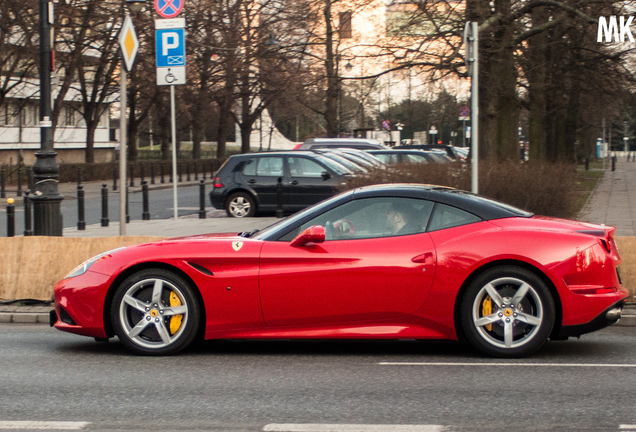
[256,184,532,241]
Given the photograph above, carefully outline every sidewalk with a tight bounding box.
[3,160,636,326]
[578,157,636,236]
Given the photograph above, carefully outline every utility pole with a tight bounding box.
[31,0,63,235]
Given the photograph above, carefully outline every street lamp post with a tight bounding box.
[31,0,63,236]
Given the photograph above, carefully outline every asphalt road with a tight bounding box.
[0,184,205,235]
[1,325,635,431]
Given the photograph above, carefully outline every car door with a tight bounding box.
[258,197,437,327]
[285,156,338,211]
[240,156,284,211]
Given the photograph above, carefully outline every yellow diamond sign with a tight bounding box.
[119,15,139,72]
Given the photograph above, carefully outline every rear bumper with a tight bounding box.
[556,298,628,339]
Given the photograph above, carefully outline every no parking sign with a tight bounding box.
[155,0,183,18]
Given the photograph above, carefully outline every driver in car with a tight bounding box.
[386,201,421,236]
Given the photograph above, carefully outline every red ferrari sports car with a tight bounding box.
[51,184,627,357]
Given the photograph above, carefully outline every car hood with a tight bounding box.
[86,233,264,277]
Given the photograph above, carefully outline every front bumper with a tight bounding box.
[556,298,628,339]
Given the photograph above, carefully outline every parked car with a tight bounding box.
[313,149,383,171]
[367,149,449,165]
[394,144,460,160]
[294,138,389,150]
[209,151,353,217]
[310,150,369,174]
[52,184,627,357]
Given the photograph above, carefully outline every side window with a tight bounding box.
[427,203,482,232]
[288,157,326,178]
[256,157,283,176]
[285,197,434,241]
[242,159,257,176]
[404,154,427,164]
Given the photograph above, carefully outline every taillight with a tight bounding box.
[213,177,224,189]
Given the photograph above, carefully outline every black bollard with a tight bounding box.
[276,177,283,218]
[612,156,617,171]
[125,186,130,223]
[6,198,15,237]
[142,181,150,220]
[186,162,191,181]
[1,168,5,199]
[113,166,118,191]
[160,163,165,184]
[101,183,109,227]
[202,161,206,181]
[178,163,182,183]
[194,161,199,181]
[16,167,22,197]
[27,168,35,191]
[150,163,155,185]
[140,163,145,183]
[129,165,135,187]
[24,191,33,236]
[198,179,206,219]
[77,185,86,230]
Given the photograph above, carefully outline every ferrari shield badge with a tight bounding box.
[232,241,243,251]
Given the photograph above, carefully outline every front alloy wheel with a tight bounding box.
[460,266,555,357]
[111,269,200,355]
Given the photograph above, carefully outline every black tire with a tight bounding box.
[111,269,201,356]
[460,266,555,358]
[225,192,256,218]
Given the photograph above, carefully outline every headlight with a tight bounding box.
[64,248,125,279]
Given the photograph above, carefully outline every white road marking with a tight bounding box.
[379,362,636,368]
[619,426,636,430]
[263,425,444,432]
[0,422,89,430]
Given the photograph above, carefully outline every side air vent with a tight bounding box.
[187,262,214,276]
[59,307,76,326]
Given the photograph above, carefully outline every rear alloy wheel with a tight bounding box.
[111,269,200,355]
[226,192,255,218]
[460,266,555,357]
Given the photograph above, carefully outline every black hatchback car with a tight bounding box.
[210,151,353,217]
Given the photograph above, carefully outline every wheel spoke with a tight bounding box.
[484,283,504,306]
[515,312,542,326]
[163,305,187,316]
[504,320,514,347]
[475,313,501,328]
[151,280,163,305]
[128,318,151,339]
[511,282,531,306]
[154,320,172,345]
[123,294,148,313]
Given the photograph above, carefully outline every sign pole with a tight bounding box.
[170,84,178,220]
[119,63,128,235]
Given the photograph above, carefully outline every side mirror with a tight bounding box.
[290,225,326,247]
[321,171,331,181]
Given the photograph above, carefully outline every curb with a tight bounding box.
[0,312,50,325]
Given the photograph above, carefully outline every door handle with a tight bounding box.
[289,180,299,185]
[411,252,434,264]
[247,179,256,184]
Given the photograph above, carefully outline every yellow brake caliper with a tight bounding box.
[482,295,492,331]
[169,291,183,335]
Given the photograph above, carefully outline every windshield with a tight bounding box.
[314,154,351,175]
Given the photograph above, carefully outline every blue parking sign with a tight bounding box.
[156,28,185,68]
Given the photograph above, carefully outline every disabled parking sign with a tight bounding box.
[155,19,186,85]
